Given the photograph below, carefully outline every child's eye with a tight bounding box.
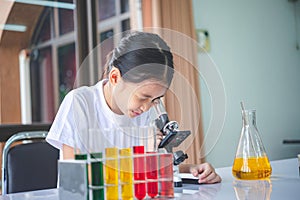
[139,96,147,100]
[136,95,148,101]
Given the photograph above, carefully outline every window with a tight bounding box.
[58,43,76,102]
[30,0,131,123]
[97,0,131,72]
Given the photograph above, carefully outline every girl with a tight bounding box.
[46,31,221,184]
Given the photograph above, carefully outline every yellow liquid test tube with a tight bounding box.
[105,147,119,200]
[120,148,134,200]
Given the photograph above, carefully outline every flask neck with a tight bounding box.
[242,110,256,126]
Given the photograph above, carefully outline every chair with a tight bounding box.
[2,131,59,194]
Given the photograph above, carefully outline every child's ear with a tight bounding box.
[108,67,121,86]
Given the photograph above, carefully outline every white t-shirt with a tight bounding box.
[46,80,152,157]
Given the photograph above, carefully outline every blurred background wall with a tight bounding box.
[194,0,300,167]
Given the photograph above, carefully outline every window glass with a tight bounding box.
[98,0,116,21]
[58,43,76,102]
[120,0,129,13]
[122,19,130,32]
[59,9,74,35]
[100,29,114,67]
[58,0,74,35]
[36,10,51,44]
[30,47,55,122]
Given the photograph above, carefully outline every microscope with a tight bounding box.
[152,99,191,187]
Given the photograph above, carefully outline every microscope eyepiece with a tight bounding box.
[155,113,169,133]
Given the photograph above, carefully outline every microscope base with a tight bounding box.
[174,181,183,187]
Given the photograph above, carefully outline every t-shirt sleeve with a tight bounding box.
[46,91,76,150]
[46,87,95,153]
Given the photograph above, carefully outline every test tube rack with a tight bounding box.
[59,146,174,200]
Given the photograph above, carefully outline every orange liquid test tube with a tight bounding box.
[105,147,119,200]
[146,152,158,198]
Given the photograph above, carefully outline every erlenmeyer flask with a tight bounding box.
[232,109,272,180]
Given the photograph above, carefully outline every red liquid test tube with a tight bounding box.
[159,153,174,197]
[133,146,146,200]
[146,152,158,198]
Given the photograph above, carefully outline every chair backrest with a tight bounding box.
[2,131,59,194]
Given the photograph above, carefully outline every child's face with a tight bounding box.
[113,80,167,118]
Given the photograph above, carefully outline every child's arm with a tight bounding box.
[62,144,75,159]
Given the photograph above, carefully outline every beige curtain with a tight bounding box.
[139,0,205,164]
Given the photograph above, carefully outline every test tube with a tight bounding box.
[119,148,134,200]
[105,147,119,200]
[73,132,89,200]
[74,131,88,160]
[159,153,174,197]
[133,146,146,200]
[87,129,106,200]
[146,152,158,198]
[90,152,104,200]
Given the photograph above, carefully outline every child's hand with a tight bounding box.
[190,163,222,184]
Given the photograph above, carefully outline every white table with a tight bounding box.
[176,158,300,199]
[1,158,299,199]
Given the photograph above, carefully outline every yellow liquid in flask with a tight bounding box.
[232,157,272,180]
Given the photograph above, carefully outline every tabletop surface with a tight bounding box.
[0,158,299,200]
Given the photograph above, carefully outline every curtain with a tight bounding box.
[139,0,205,164]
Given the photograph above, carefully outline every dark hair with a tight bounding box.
[103,31,174,87]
